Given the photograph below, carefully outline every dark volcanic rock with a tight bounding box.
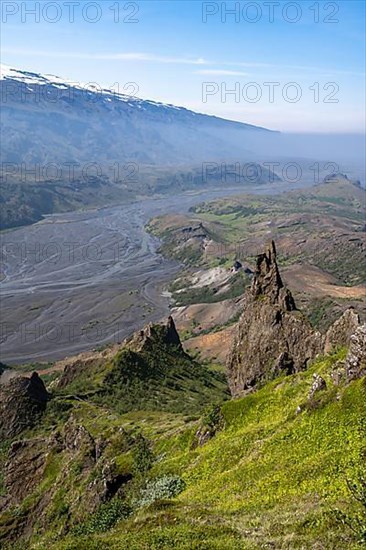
[227,242,323,396]
[0,373,49,438]
[324,307,361,353]
[63,417,96,465]
[251,241,296,311]
[127,316,183,353]
[232,260,242,271]
[3,438,49,506]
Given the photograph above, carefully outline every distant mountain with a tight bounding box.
[0,64,282,230]
[0,64,274,166]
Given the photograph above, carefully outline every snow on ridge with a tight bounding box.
[1,64,233,123]
[0,63,139,103]
[0,63,189,112]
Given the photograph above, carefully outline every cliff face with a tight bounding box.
[227,242,324,396]
[0,373,49,438]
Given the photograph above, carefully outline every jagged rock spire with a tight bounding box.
[251,240,296,311]
[226,241,323,396]
[128,316,183,353]
[166,315,182,348]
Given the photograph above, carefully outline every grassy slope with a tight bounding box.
[23,348,366,549]
[55,341,229,415]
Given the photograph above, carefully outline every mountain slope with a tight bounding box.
[0,245,365,548]
[0,346,365,548]
[0,64,273,166]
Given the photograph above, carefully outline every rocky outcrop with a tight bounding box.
[63,417,96,469]
[324,308,360,353]
[0,372,49,438]
[1,418,107,509]
[308,374,327,400]
[227,242,323,396]
[4,438,49,506]
[58,318,183,390]
[127,316,183,354]
[180,222,207,240]
[344,324,366,380]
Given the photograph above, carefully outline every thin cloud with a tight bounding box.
[2,49,208,65]
[3,48,364,77]
[98,53,208,65]
[195,69,250,76]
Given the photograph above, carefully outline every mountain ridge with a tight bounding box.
[0,63,274,167]
[0,63,272,132]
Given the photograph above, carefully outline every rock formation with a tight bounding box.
[4,438,49,506]
[250,241,296,311]
[324,308,361,353]
[0,372,49,438]
[227,241,323,396]
[308,374,327,400]
[126,316,183,353]
[344,324,366,380]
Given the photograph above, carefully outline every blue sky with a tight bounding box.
[1,0,365,131]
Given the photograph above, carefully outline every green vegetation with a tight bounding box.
[335,471,366,544]
[56,337,229,415]
[1,346,365,549]
[72,500,132,535]
[306,296,340,330]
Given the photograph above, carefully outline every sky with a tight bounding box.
[1,0,365,132]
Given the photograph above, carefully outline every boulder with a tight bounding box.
[308,374,327,400]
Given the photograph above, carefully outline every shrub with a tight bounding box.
[202,404,225,431]
[136,475,186,508]
[72,499,131,535]
[131,433,154,475]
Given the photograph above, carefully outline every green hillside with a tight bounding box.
[1,347,365,549]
